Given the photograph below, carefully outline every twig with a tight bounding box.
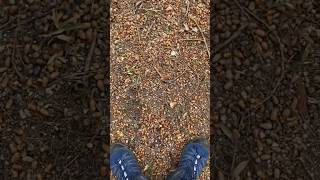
[145,19,156,37]
[57,132,99,179]
[142,8,161,12]
[185,0,190,17]
[299,157,315,180]
[56,152,81,179]
[141,8,178,26]
[83,30,97,86]
[0,18,11,30]
[154,66,185,84]
[189,15,210,58]
[11,10,25,81]
[179,38,204,42]
[232,0,286,110]
[252,54,294,110]
[230,153,236,180]
[213,23,248,55]
[164,71,186,84]
[154,66,162,78]
[41,22,91,37]
[133,0,145,14]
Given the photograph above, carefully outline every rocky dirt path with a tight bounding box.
[111,0,210,178]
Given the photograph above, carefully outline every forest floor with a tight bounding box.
[110,0,210,179]
[213,0,320,179]
[0,1,109,179]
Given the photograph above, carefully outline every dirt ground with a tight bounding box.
[0,0,109,179]
[110,0,210,179]
[212,0,320,179]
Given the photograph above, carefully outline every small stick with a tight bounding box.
[154,66,185,83]
[232,0,287,110]
[12,11,25,81]
[0,18,11,30]
[189,15,210,58]
[145,19,156,37]
[142,8,178,26]
[179,38,204,42]
[185,0,190,17]
[299,157,315,180]
[154,66,163,78]
[213,23,248,55]
[254,54,294,108]
[164,71,186,84]
[83,30,97,86]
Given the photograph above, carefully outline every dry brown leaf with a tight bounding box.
[161,74,171,81]
[183,23,190,31]
[169,101,177,108]
[56,34,73,42]
[219,123,233,141]
[232,129,240,143]
[100,166,107,176]
[218,170,225,180]
[90,98,96,112]
[232,160,249,178]
[39,108,49,116]
[1,76,9,88]
[0,67,7,73]
[255,29,266,37]
[49,72,59,79]
[5,98,13,109]
[97,80,104,91]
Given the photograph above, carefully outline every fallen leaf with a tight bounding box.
[56,34,73,42]
[161,74,171,81]
[232,160,249,178]
[143,164,150,172]
[255,29,266,37]
[169,101,177,108]
[89,98,96,112]
[170,50,177,56]
[218,170,225,180]
[97,80,104,91]
[192,27,198,32]
[39,108,49,116]
[285,3,295,10]
[100,166,107,176]
[166,5,173,11]
[219,123,233,141]
[5,98,13,109]
[260,122,272,130]
[183,23,190,31]
[0,67,7,73]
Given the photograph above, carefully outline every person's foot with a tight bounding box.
[110,143,147,180]
[167,138,209,180]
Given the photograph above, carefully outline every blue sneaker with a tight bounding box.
[110,143,148,180]
[167,138,209,180]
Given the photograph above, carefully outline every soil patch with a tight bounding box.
[212,0,320,179]
[0,1,109,179]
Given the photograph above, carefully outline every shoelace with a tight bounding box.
[194,154,207,177]
[193,154,201,176]
[180,145,207,179]
[119,160,129,180]
[112,152,140,180]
